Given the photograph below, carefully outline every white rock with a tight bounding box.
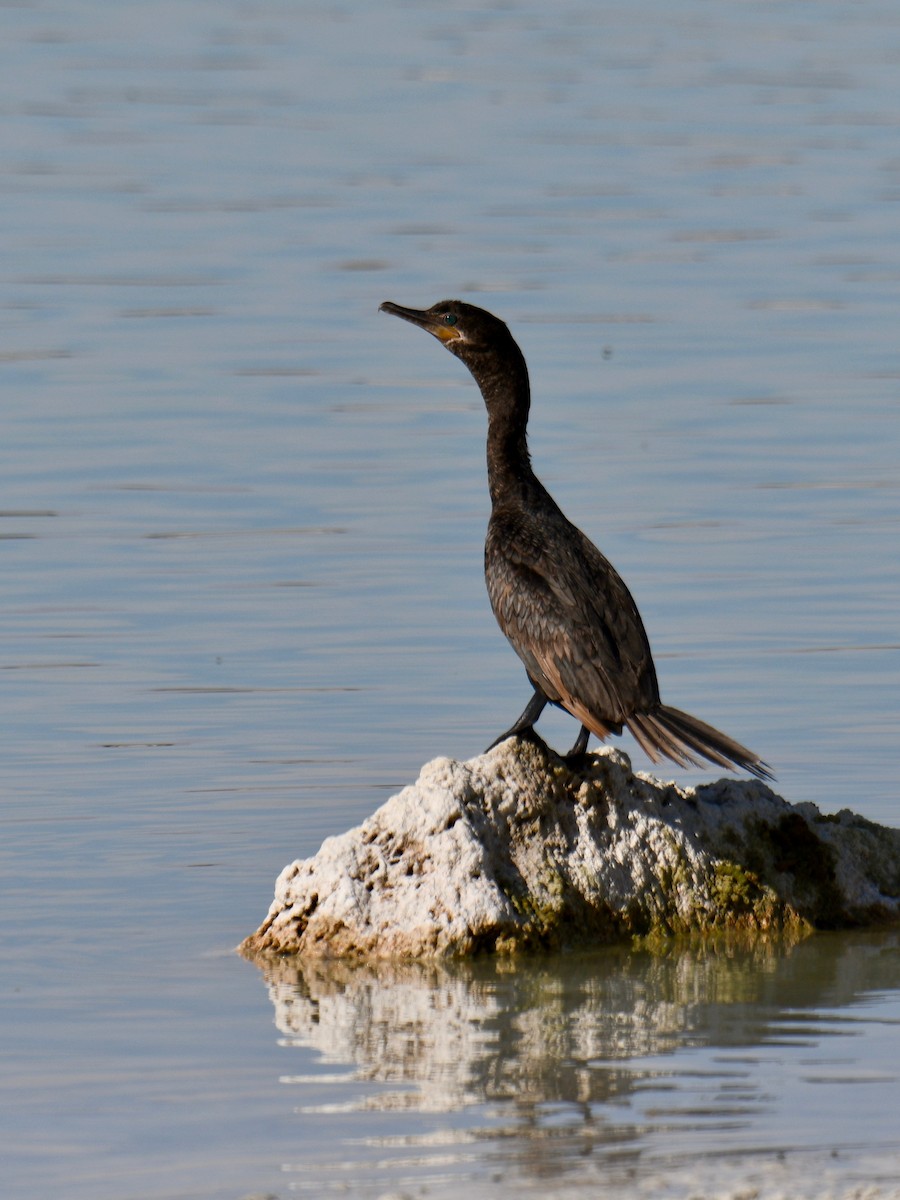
[241,740,900,959]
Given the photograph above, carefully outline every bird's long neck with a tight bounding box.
[466,347,536,505]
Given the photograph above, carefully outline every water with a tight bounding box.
[264,936,900,1200]
[2,1,898,1197]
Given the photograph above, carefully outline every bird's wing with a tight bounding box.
[486,507,659,728]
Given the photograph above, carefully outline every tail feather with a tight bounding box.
[628,710,694,769]
[626,704,773,782]
[651,708,738,772]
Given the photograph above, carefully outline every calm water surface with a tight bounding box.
[2,1,899,1197]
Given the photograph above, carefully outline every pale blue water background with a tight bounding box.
[2,1,899,1197]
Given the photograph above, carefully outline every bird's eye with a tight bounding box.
[442,313,458,326]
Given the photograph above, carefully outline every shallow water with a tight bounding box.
[262,935,900,1200]
[2,0,899,1197]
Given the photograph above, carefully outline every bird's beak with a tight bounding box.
[379,301,461,343]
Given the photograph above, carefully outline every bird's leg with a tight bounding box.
[485,688,548,752]
[564,724,592,759]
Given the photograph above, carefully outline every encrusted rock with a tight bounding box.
[240,740,900,959]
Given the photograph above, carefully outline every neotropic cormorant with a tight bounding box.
[380,298,772,781]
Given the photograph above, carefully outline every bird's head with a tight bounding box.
[379,299,518,367]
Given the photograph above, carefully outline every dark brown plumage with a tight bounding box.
[380,298,772,780]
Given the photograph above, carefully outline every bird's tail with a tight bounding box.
[627,704,773,781]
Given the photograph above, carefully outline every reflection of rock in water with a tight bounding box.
[242,741,900,958]
[258,934,900,1196]
[258,933,898,1114]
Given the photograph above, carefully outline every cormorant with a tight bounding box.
[380,298,772,780]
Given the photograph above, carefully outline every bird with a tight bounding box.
[379,298,772,781]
